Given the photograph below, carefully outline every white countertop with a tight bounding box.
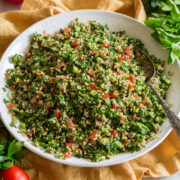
[0,0,180,179]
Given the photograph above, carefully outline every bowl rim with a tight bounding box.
[0,9,172,167]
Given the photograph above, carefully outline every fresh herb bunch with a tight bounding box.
[142,0,180,15]
[0,127,24,170]
[145,0,180,64]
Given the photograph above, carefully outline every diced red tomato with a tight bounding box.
[119,116,125,123]
[49,78,56,84]
[129,75,134,84]
[143,97,148,102]
[91,129,97,140]
[126,46,131,56]
[50,55,56,61]
[122,53,128,62]
[118,55,122,61]
[94,51,101,55]
[68,139,73,143]
[26,129,35,136]
[118,71,124,75]
[130,114,140,121]
[87,71,95,77]
[56,77,60,81]
[111,130,118,138]
[147,104,152,108]
[113,104,118,109]
[54,109,61,118]
[105,59,110,65]
[42,84,46,89]
[72,39,79,47]
[103,41,109,48]
[124,140,130,144]
[78,55,82,62]
[134,115,140,121]
[128,85,134,92]
[64,152,72,158]
[74,148,81,153]
[46,102,51,109]
[62,33,68,37]
[110,90,119,98]
[95,120,102,127]
[9,83,16,89]
[67,120,74,128]
[89,83,98,91]
[64,28,70,33]
[66,142,74,148]
[134,94,139,100]
[7,103,17,110]
[38,100,44,106]
[129,114,134,119]
[119,53,127,62]
[102,92,109,99]
[30,97,37,104]
[62,28,70,36]
[6,77,10,81]
[56,63,61,68]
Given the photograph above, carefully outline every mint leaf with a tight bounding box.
[172,42,180,57]
[0,146,5,155]
[167,51,177,64]
[0,161,14,170]
[0,137,7,145]
[0,156,10,162]
[175,0,180,5]
[145,0,180,64]
[0,138,24,170]
[145,18,163,30]
[160,2,171,11]
[167,0,180,19]
[0,137,7,156]
[3,98,9,104]
[7,140,24,158]
[12,150,24,162]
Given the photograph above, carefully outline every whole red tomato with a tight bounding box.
[3,0,24,3]
[0,165,30,180]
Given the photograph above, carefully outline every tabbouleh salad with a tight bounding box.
[4,19,171,161]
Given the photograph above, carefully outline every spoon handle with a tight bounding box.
[147,81,180,138]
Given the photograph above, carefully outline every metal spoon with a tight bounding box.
[135,47,180,138]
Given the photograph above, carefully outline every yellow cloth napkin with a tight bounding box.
[0,0,180,179]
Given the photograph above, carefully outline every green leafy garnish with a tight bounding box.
[0,138,24,170]
[142,0,180,15]
[145,0,180,64]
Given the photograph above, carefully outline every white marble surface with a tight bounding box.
[0,0,180,179]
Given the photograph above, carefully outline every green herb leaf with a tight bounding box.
[0,137,24,170]
[145,18,163,30]
[0,137,7,145]
[175,0,180,5]
[172,42,180,57]
[160,2,171,11]
[167,0,180,19]
[0,156,10,162]
[12,150,24,162]
[145,0,180,64]
[7,140,24,158]
[167,51,177,64]
[0,160,14,170]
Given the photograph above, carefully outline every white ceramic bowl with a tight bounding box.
[0,10,180,167]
